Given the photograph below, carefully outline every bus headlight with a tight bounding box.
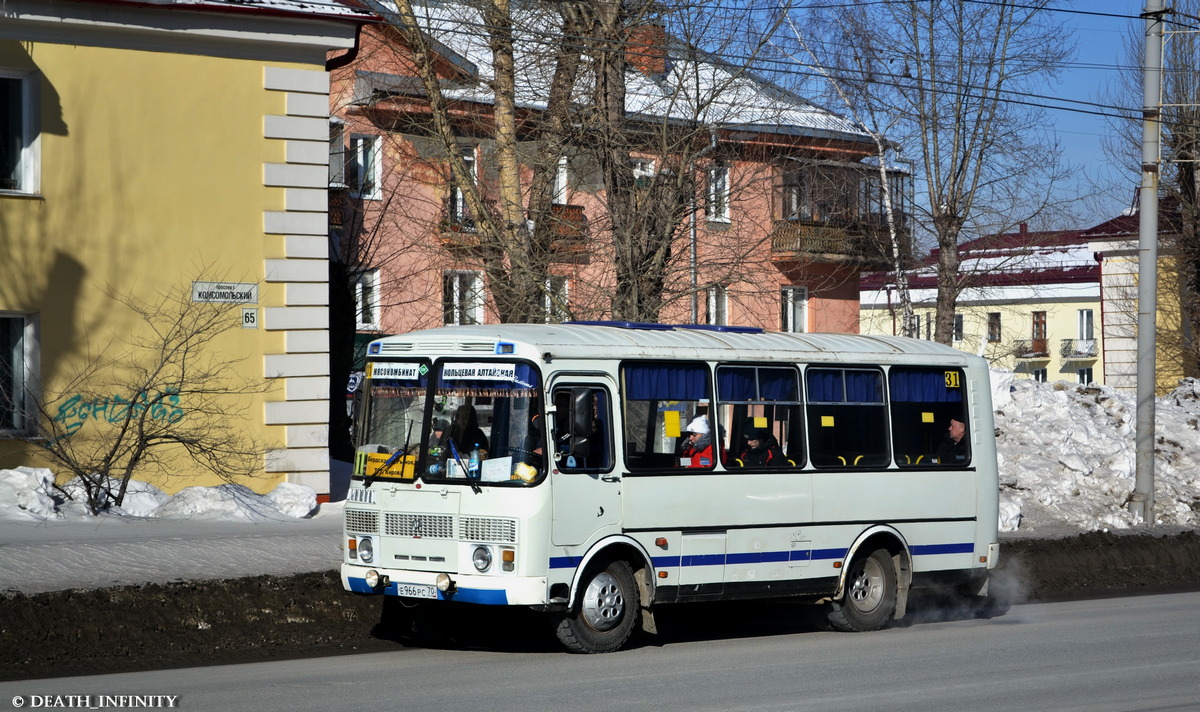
[472,545,493,572]
[358,536,375,564]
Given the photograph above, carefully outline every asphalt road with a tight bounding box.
[4,591,1198,712]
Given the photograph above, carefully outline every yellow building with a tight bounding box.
[861,227,1104,386]
[0,1,373,497]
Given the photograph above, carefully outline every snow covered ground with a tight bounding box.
[1,375,1198,594]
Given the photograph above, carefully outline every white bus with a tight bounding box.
[341,322,1000,653]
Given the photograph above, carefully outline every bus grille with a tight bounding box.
[344,509,379,535]
[460,516,517,543]
[386,513,454,538]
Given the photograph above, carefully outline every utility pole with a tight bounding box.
[1132,0,1165,525]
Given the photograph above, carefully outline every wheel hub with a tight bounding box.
[581,571,625,631]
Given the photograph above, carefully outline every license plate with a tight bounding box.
[395,583,437,599]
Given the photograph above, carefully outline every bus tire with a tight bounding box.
[554,560,638,653]
[827,548,897,632]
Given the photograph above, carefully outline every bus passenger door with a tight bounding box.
[549,379,621,546]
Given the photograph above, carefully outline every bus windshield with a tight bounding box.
[355,358,545,484]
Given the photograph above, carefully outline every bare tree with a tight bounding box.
[1106,4,1200,378]
[16,285,274,514]
[338,0,824,331]
[802,0,1072,344]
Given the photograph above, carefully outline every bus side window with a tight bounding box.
[553,387,613,471]
[888,366,969,468]
[716,365,805,470]
[805,367,889,469]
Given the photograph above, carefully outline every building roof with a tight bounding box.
[96,0,379,22]
[357,0,874,147]
[862,225,1099,293]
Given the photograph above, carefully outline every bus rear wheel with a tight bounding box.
[827,548,897,632]
[554,560,638,653]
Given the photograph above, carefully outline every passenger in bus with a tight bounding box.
[429,415,451,456]
[936,418,969,464]
[449,404,489,456]
[679,416,714,468]
[738,427,785,467]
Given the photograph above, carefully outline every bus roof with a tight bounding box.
[368,323,981,366]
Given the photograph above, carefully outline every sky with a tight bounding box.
[1052,1,1146,221]
[2,374,1199,594]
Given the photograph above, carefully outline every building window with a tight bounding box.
[329,120,346,188]
[355,269,381,330]
[987,312,1002,342]
[1,315,29,431]
[1,72,39,194]
[1078,309,1094,340]
[631,158,656,187]
[952,313,964,342]
[348,134,381,200]
[781,169,810,220]
[1031,368,1047,383]
[543,275,568,322]
[781,287,807,333]
[443,270,484,325]
[925,313,933,341]
[706,163,730,222]
[706,284,728,325]
[553,156,569,205]
[1077,367,1093,385]
[448,145,478,227]
[1032,311,1048,354]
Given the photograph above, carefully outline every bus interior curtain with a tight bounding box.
[889,369,963,403]
[625,363,709,400]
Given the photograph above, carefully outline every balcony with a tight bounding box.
[769,218,895,269]
[1060,338,1098,360]
[1012,338,1050,359]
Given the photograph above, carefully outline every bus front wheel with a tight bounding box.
[554,560,639,653]
[827,548,897,632]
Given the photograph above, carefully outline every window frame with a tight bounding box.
[0,313,35,433]
[348,133,382,200]
[442,270,485,326]
[328,119,346,189]
[355,268,381,331]
[543,275,569,323]
[706,162,730,223]
[781,286,808,333]
[987,312,1002,342]
[706,284,728,326]
[448,144,478,227]
[1,70,40,195]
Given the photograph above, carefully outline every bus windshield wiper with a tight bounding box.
[448,438,482,494]
[363,447,404,489]
[364,420,416,489]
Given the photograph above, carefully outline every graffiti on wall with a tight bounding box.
[52,388,186,439]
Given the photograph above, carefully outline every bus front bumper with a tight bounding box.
[341,563,548,606]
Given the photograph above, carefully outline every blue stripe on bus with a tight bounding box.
[911,542,976,556]
[562,543,970,571]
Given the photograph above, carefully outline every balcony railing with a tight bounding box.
[768,218,896,268]
[1060,338,1098,359]
[1012,338,1050,359]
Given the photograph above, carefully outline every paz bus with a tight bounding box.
[341,322,1000,653]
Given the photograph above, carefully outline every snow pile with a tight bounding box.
[0,467,317,522]
[995,377,1200,532]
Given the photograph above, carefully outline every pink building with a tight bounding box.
[329,2,907,339]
